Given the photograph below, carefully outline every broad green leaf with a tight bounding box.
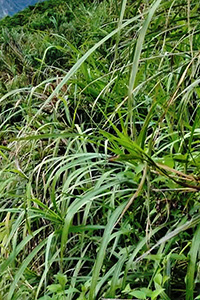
[129,290,147,299]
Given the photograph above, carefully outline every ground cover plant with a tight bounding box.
[0,0,200,299]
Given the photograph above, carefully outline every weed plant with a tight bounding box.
[0,0,200,299]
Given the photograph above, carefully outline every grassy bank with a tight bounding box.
[0,0,200,299]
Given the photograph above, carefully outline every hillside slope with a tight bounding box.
[0,0,200,299]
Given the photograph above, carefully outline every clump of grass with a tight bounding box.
[0,0,200,299]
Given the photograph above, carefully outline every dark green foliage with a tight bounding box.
[0,0,200,299]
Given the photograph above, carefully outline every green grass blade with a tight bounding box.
[7,239,47,300]
[61,180,122,263]
[28,14,143,126]
[186,224,200,300]
[137,215,200,262]
[0,227,45,273]
[127,0,162,136]
[36,232,55,299]
[88,201,127,300]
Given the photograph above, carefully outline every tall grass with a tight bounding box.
[0,0,200,299]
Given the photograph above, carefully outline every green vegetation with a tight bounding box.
[0,0,200,299]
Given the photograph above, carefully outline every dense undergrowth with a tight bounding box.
[0,0,200,299]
